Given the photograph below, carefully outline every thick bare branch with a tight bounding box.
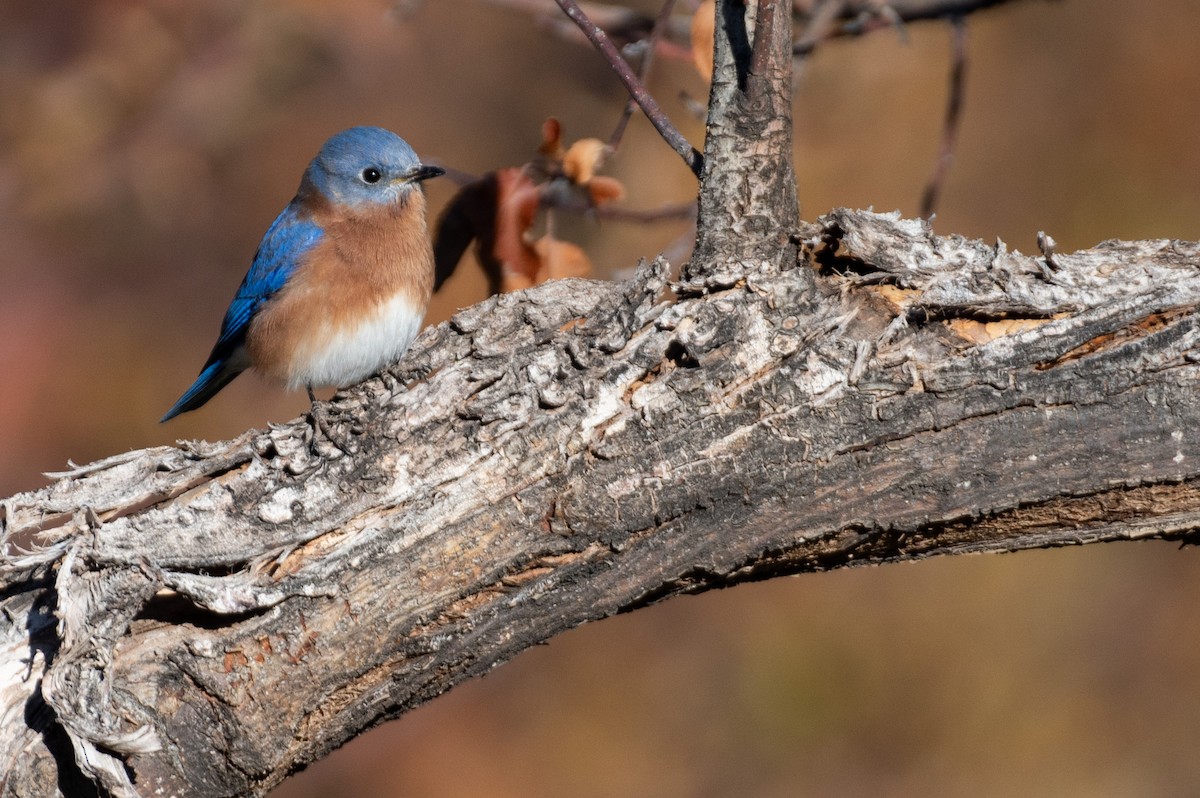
[691,0,801,275]
[4,210,1200,796]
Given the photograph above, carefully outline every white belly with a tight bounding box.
[288,292,424,389]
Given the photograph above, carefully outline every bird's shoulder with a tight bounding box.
[246,200,327,291]
[210,199,326,352]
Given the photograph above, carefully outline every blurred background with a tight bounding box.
[3,0,1200,795]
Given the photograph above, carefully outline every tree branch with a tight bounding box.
[554,0,703,175]
[4,210,1200,795]
[919,16,968,217]
[794,0,1034,53]
[609,0,679,151]
[691,0,801,276]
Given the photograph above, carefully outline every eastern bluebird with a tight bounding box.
[161,126,444,422]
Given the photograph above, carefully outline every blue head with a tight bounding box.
[303,126,443,206]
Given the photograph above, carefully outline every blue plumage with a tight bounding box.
[161,126,443,422]
[160,205,324,421]
[215,207,325,352]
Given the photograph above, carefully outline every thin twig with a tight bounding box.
[851,0,1016,22]
[793,0,846,65]
[554,0,703,176]
[477,0,652,33]
[609,0,680,151]
[919,17,968,218]
[794,0,1020,53]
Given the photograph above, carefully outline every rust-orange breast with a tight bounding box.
[246,190,433,388]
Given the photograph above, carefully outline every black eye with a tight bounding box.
[361,167,382,184]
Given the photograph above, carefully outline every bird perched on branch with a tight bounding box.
[161,126,444,423]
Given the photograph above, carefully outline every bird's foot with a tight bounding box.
[306,387,356,457]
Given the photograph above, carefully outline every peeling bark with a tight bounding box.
[3,210,1200,796]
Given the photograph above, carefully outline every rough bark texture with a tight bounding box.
[4,209,1200,796]
[692,0,802,273]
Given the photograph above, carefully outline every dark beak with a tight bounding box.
[409,164,445,182]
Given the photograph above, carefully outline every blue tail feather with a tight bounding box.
[161,359,242,422]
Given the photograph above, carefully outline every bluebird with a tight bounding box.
[161,126,444,423]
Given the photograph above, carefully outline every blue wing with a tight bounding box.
[161,202,324,421]
[212,204,324,353]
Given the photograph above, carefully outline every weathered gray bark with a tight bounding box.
[4,210,1200,797]
[693,0,801,272]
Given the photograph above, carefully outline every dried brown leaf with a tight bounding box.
[533,236,593,283]
[494,168,543,286]
[562,137,610,184]
[585,175,626,205]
